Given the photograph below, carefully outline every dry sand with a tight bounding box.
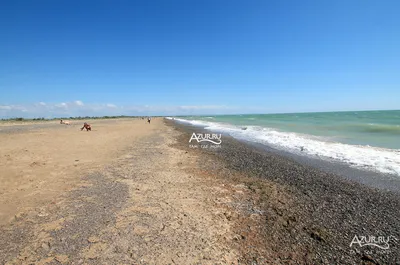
[0,119,153,225]
[0,119,246,264]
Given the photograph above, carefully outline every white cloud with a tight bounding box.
[0,105,12,110]
[74,100,84,106]
[106,103,117,108]
[0,102,244,118]
[55,102,68,109]
[0,105,28,117]
[178,105,228,110]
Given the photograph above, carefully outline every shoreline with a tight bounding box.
[172,119,400,193]
[167,119,400,264]
[240,139,400,194]
[170,116,400,179]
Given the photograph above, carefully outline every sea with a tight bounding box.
[168,110,400,177]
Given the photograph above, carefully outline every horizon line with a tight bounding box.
[1,108,399,120]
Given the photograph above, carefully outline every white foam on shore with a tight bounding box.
[173,118,400,176]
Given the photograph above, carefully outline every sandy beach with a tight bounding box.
[1,118,399,264]
[0,119,154,226]
[0,118,248,264]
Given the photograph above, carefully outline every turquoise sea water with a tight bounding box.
[171,110,400,176]
[180,110,400,149]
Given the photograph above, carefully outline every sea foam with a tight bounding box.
[173,118,400,176]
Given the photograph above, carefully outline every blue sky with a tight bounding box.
[1,0,399,117]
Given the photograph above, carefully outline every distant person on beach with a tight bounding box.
[60,119,71,125]
[147,117,151,124]
[81,122,91,131]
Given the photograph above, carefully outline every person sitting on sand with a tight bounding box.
[81,122,91,131]
[60,119,71,125]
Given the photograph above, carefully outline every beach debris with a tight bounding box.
[361,254,376,263]
[41,242,51,251]
[30,161,40,167]
[310,228,327,243]
[37,209,49,217]
[55,254,69,264]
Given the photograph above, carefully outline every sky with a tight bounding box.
[0,0,399,118]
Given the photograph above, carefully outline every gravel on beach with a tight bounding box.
[168,120,400,264]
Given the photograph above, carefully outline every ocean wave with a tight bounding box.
[332,123,400,135]
[361,123,400,134]
[174,118,400,176]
